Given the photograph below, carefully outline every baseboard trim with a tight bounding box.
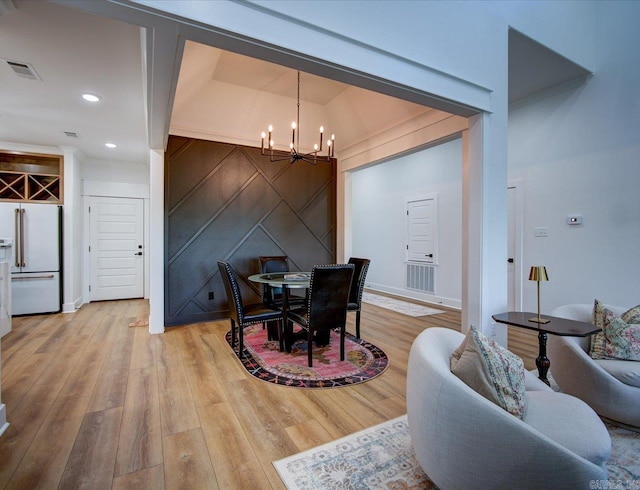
[365,283,461,310]
[62,297,84,313]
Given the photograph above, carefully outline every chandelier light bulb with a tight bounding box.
[261,132,266,138]
[314,144,318,151]
[268,125,273,132]
[291,122,297,129]
[319,126,324,133]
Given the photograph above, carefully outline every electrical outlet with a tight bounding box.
[208,291,214,300]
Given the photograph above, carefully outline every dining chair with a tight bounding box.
[218,261,284,356]
[259,255,307,307]
[346,257,371,338]
[258,256,288,307]
[286,264,354,367]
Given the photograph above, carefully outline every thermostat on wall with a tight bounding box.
[567,216,583,225]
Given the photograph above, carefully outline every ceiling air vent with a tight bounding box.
[64,131,79,138]
[3,59,41,80]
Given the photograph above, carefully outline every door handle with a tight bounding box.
[13,274,55,280]
[425,254,433,258]
[134,252,143,256]
[19,208,25,267]
[508,258,514,263]
[14,209,20,267]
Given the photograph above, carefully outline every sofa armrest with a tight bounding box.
[548,334,640,426]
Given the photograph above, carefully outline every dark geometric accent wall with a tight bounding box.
[164,136,336,326]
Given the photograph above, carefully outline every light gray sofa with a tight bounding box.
[548,304,640,429]
[407,327,610,489]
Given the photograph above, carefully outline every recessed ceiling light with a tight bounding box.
[82,93,101,103]
[105,142,117,149]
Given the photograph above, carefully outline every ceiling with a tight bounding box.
[0,1,592,167]
[211,51,350,106]
[0,0,147,163]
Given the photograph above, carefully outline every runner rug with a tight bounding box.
[225,324,388,388]
[362,292,445,317]
[273,415,640,489]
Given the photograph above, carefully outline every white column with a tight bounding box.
[61,146,83,312]
[462,111,509,343]
[337,167,351,263]
[148,149,165,334]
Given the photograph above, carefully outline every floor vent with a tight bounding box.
[406,262,435,294]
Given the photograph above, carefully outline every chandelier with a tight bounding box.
[261,71,335,165]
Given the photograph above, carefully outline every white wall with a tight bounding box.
[508,1,640,312]
[351,138,462,308]
[82,158,149,184]
[483,0,597,71]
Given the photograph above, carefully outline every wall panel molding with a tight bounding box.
[165,136,336,326]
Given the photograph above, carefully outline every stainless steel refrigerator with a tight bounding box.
[0,203,62,315]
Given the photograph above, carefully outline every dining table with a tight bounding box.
[248,271,311,352]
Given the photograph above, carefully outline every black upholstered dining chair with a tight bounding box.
[218,261,284,357]
[346,257,371,338]
[259,256,287,307]
[286,264,354,367]
[259,255,307,307]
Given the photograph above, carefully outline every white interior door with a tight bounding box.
[507,182,523,311]
[89,197,144,301]
[507,187,516,310]
[406,196,437,263]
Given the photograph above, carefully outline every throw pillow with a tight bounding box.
[591,300,640,359]
[601,309,640,361]
[451,325,526,418]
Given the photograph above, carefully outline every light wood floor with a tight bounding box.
[0,297,464,489]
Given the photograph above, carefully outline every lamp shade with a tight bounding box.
[529,266,549,282]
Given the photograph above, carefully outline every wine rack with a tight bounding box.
[0,151,63,203]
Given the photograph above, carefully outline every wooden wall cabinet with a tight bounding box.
[0,151,63,203]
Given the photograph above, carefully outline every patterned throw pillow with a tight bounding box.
[451,325,526,418]
[601,309,640,361]
[590,300,640,359]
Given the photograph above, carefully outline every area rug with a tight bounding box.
[362,292,444,317]
[225,324,388,388]
[273,414,640,489]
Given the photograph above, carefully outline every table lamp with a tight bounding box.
[529,266,550,324]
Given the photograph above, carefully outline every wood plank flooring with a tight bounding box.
[0,297,467,489]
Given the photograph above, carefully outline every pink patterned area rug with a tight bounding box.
[225,324,388,388]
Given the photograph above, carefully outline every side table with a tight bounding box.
[492,311,600,386]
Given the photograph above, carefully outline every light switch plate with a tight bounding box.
[534,227,549,237]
